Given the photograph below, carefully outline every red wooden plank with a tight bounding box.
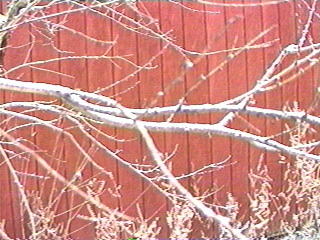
[290,0,317,229]
[243,2,266,235]
[181,1,213,238]
[85,0,120,228]
[261,1,283,234]
[135,1,169,237]
[0,2,15,238]
[279,0,298,118]
[224,0,250,222]
[182,0,210,193]
[205,2,232,220]
[110,6,144,238]
[159,3,188,184]
[293,1,316,110]
[311,0,320,125]
[311,1,320,157]
[2,2,35,237]
[28,3,73,239]
[57,3,94,239]
[158,2,190,237]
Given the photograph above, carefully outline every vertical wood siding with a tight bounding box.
[0,1,319,239]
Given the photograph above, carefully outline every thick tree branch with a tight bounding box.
[1,78,319,162]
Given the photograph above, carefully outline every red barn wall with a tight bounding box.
[0,1,319,239]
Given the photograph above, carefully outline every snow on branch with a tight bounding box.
[1,77,320,162]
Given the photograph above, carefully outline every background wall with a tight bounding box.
[0,0,319,239]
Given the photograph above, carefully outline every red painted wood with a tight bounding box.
[294,1,316,111]
[224,0,251,221]
[159,2,188,186]
[0,1,318,238]
[261,1,284,234]
[110,6,144,239]
[2,2,35,237]
[243,2,266,234]
[28,3,80,239]
[158,3,190,238]
[85,4,121,237]
[181,1,213,238]
[205,0,232,211]
[135,1,169,237]
[0,3,15,239]
[312,0,320,129]
[204,3,233,237]
[57,3,95,239]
